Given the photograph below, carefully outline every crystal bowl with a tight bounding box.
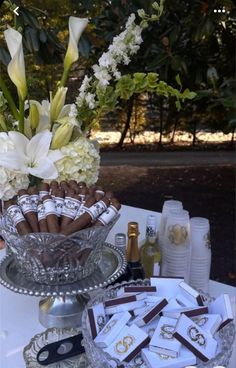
[81,279,235,368]
[0,212,119,285]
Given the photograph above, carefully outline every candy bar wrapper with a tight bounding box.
[192,314,222,336]
[104,293,147,308]
[208,294,234,330]
[163,306,208,319]
[141,346,197,368]
[131,298,168,327]
[88,302,107,339]
[116,285,157,297]
[178,281,204,306]
[173,314,218,362]
[149,317,181,358]
[150,277,184,298]
[94,311,131,348]
[104,324,150,363]
[105,300,146,315]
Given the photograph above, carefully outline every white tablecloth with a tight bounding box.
[0,205,235,367]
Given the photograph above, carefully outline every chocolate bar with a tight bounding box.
[130,298,168,327]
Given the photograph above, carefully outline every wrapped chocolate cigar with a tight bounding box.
[27,187,39,212]
[60,181,69,194]
[61,196,100,235]
[78,181,87,189]
[78,187,88,203]
[39,183,50,200]
[5,200,32,235]
[37,201,49,233]
[94,198,121,226]
[17,189,39,232]
[105,191,114,200]
[42,195,60,233]
[53,189,65,217]
[60,190,81,229]
[49,181,59,197]
[95,186,105,201]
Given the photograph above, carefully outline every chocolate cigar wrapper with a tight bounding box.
[27,187,39,212]
[53,189,65,217]
[85,197,110,221]
[37,202,49,233]
[42,195,60,233]
[61,196,97,235]
[95,198,121,226]
[60,193,81,229]
[39,183,50,199]
[5,201,32,235]
[18,190,39,232]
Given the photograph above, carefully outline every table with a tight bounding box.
[0,205,235,368]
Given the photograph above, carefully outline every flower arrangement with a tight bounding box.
[0,1,195,201]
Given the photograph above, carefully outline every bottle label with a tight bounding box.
[146,225,156,238]
[17,195,33,214]
[153,262,161,276]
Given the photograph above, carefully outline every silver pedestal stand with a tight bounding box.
[0,243,126,328]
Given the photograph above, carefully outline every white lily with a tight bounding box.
[0,130,63,179]
[4,28,27,101]
[64,17,89,71]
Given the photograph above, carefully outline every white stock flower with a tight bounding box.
[64,17,88,70]
[0,133,29,200]
[0,130,62,180]
[4,28,27,101]
[55,137,100,186]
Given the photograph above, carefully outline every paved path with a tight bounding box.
[100,151,235,167]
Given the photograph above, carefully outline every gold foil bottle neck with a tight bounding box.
[127,222,140,237]
[127,222,140,262]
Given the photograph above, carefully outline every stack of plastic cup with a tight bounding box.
[161,209,191,281]
[189,217,211,293]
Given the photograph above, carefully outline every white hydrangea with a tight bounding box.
[55,137,100,186]
[0,133,29,200]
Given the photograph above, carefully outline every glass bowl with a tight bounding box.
[81,279,235,368]
[23,327,90,368]
[0,212,119,285]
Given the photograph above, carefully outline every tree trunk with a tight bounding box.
[192,118,197,147]
[230,127,235,146]
[171,118,178,143]
[159,97,164,145]
[118,97,134,148]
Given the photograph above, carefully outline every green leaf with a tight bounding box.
[115,75,135,100]
[175,74,182,88]
[0,48,10,66]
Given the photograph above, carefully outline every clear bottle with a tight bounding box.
[126,222,144,280]
[140,215,161,278]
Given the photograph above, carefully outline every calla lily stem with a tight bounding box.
[0,75,19,121]
[60,67,71,87]
[18,97,25,133]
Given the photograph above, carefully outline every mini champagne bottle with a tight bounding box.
[140,215,161,278]
[126,222,144,280]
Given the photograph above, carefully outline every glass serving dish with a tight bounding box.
[23,327,90,368]
[81,279,235,368]
[0,212,119,285]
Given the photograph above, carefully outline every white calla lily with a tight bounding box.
[4,28,27,101]
[0,130,63,179]
[64,17,89,70]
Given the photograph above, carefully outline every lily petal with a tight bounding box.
[8,131,28,157]
[0,150,22,171]
[29,158,59,179]
[4,28,27,100]
[26,130,52,162]
[47,149,63,163]
[64,17,88,70]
